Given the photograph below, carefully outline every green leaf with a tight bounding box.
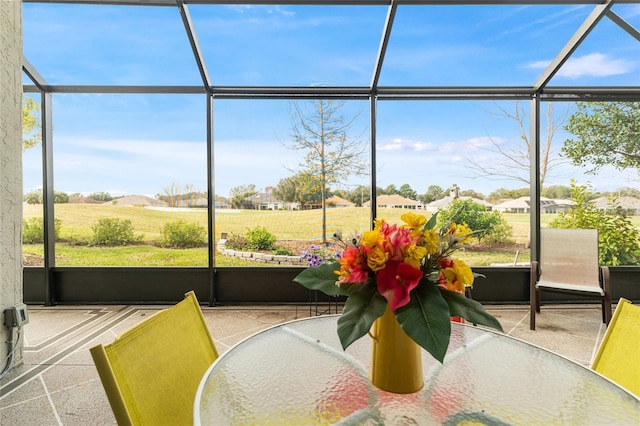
[337,285,386,350]
[396,281,451,363]
[293,262,347,296]
[424,211,438,230]
[438,287,504,333]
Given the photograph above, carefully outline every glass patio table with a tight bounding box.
[194,315,640,425]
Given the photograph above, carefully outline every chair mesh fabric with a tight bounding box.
[539,228,600,289]
[591,298,640,397]
[92,291,218,425]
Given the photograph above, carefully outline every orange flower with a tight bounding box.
[336,246,369,283]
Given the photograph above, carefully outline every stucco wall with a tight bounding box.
[0,0,24,367]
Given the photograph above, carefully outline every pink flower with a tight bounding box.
[380,223,417,262]
[376,260,423,312]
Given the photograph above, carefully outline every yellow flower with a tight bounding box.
[361,229,381,248]
[450,222,473,244]
[372,218,385,231]
[422,229,439,254]
[404,244,426,269]
[453,258,474,286]
[401,212,427,230]
[367,245,389,271]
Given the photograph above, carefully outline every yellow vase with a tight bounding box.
[369,306,424,394]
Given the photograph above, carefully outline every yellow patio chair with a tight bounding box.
[591,298,640,397]
[530,228,612,330]
[90,291,218,426]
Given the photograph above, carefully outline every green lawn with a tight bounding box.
[25,204,631,267]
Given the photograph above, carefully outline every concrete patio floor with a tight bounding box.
[0,302,610,425]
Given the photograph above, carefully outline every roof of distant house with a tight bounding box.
[590,196,640,209]
[68,196,101,204]
[493,196,563,209]
[364,194,422,206]
[427,195,493,208]
[326,195,355,207]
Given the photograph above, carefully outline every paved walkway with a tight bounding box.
[0,303,608,425]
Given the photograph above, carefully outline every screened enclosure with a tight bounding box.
[21,0,640,305]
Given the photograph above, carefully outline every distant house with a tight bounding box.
[590,196,640,215]
[364,194,423,209]
[215,196,231,209]
[326,195,355,208]
[243,191,299,210]
[176,197,208,208]
[493,196,573,214]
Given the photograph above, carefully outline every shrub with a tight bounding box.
[90,218,141,246]
[550,180,640,266]
[54,191,69,203]
[22,217,61,244]
[88,192,113,202]
[24,190,42,205]
[224,233,248,251]
[245,226,277,251]
[436,198,513,243]
[160,220,206,248]
[274,247,295,256]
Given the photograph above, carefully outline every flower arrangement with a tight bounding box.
[294,211,503,363]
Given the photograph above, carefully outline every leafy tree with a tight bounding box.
[420,185,445,204]
[24,190,42,204]
[229,184,258,209]
[343,185,371,206]
[398,184,417,200]
[436,199,512,244]
[460,189,485,200]
[88,192,113,202]
[23,97,41,151]
[54,191,69,203]
[550,180,640,266]
[273,172,323,207]
[286,99,366,241]
[541,185,572,199]
[488,187,529,200]
[465,102,569,188]
[563,102,640,173]
[383,184,398,195]
[612,187,640,198]
[23,189,68,204]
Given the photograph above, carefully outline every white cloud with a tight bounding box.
[526,53,635,78]
[377,138,434,152]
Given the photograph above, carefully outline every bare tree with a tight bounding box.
[287,99,367,242]
[163,182,181,207]
[466,102,570,188]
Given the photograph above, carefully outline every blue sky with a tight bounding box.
[21,2,640,199]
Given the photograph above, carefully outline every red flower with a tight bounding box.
[376,260,423,312]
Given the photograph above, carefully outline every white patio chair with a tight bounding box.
[530,228,612,330]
